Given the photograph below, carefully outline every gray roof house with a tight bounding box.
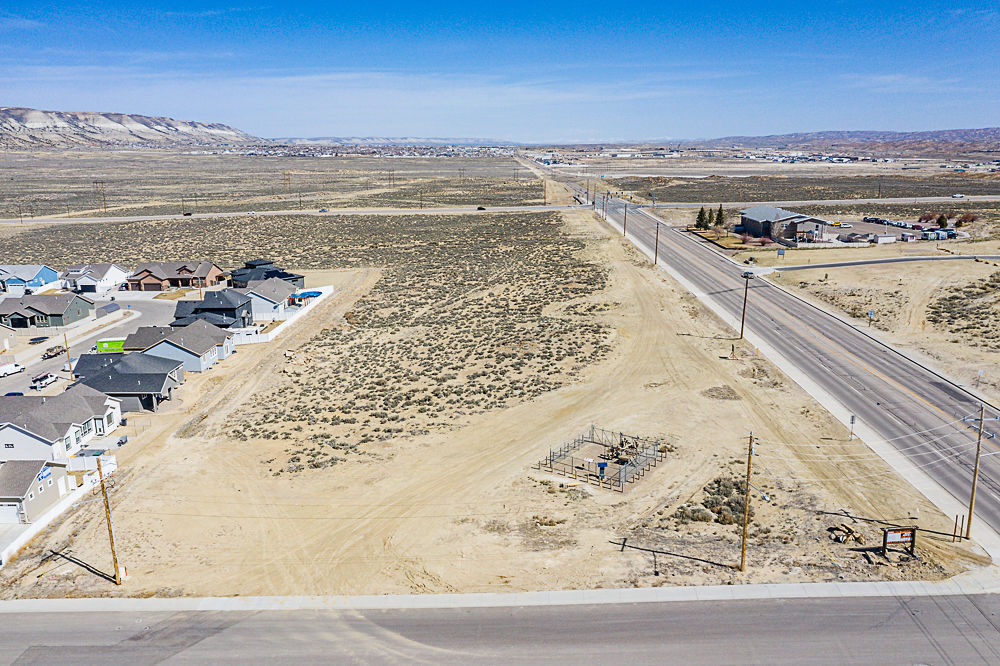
[0,293,94,329]
[230,259,305,289]
[123,326,175,352]
[172,289,252,329]
[0,385,122,460]
[739,205,831,242]
[236,277,297,321]
[0,459,71,524]
[72,352,185,412]
[141,322,230,373]
[61,263,130,294]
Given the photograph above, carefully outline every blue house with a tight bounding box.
[0,265,60,296]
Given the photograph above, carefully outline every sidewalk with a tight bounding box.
[7,309,134,366]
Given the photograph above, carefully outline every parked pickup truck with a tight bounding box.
[0,362,25,378]
[41,345,66,360]
[30,372,58,390]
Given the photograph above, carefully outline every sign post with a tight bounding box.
[882,527,916,558]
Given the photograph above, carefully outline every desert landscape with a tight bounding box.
[0,189,986,597]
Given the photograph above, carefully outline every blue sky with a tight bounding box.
[1,2,998,142]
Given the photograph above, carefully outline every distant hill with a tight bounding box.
[272,136,515,147]
[0,107,260,148]
[689,128,1000,156]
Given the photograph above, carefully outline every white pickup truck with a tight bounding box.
[0,362,25,378]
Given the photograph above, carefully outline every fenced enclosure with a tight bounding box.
[533,425,668,492]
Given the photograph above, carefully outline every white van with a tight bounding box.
[0,363,25,378]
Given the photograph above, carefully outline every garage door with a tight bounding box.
[80,284,97,293]
[0,503,22,524]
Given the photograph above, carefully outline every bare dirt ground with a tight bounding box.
[773,257,1000,406]
[0,206,986,599]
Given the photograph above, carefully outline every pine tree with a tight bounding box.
[716,204,725,228]
[707,208,716,228]
[696,207,707,229]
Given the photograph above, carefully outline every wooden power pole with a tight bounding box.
[740,432,755,572]
[966,404,987,539]
[97,457,122,585]
[63,332,71,372]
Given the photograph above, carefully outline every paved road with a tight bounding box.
[0,204,588,226]
[587,189,1000,542]
[776,255,1000,272]
[1,594,998,663]
[0,297,176,394]
[619,195,1000,209]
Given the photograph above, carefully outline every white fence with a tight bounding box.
[232,286,337,346]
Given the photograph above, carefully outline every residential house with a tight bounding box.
[72,352,184,412]
[235,277,297,321]
[0,294,94,329]
[230,259,305,289]
[61,263,130,294]
[739,205,831,242]
[126,261,224,292]
[0,460,71,523]
[181,319,235,360]
[0,265,60,296]
[0,385,122,460]
[142,325,223,372]
[122,326,174,352]
[172,289,252,329]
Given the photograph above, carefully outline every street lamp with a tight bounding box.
[739,270,756,339]
[653,221,660,265]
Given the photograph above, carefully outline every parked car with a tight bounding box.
[30,372,58,390]
[28,336,49,345]
[476,206,486,211]
[41,345,66,360]
[0,362,25,378]
[952,193,965,198]
[319,208,329,212]
[839,223,852,228]
[182,211,193,216]
[912,225,924,231]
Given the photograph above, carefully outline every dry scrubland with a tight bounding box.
[596,173,1000,204]
[774,256,1000,405]
[0,204,985,598]
[0,150,540,219]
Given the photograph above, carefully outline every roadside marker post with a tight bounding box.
[739,432,755,572]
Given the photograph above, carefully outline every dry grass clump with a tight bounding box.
[926,270,1000,350]
[796,281,907,331]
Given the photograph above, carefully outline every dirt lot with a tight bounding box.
[0,202,987,598]
[773,257,1000,405]
[594,173,1000,204]
[0,150,541,219]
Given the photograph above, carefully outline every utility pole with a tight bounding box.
[97,457,122,585]
[653,221,660,265]
[739,272,756,339]
[298,192,303,210]
[180,195,186,215]
[623,202,628,236]
[740,432,755,572]
[966,404,988,539]
[63,332,71,371]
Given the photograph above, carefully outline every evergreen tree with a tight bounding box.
[937,214,948,228]
[696,207,707,229]
[707,208,716,228]
[716,204,725,228]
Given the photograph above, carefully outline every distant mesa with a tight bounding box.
[687,128,1000,155]
[0,107,261,148]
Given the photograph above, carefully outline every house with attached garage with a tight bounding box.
[172,289,253,329]
[126,261,225,292]
[0,265,60,296]
[122,326,174,352]
[61,263,131,294]
[0,384,122,461]
[72,352,184,412]
[235,277,297,321]
[230,259,305,289]
[141,323,227,372]
[0,293,94,329]
[0,459,71,524]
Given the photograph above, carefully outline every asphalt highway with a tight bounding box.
[589,191,1000,540]
[1,595,998,663]
[0,204,588,226]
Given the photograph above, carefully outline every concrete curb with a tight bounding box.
[1,569,998,613]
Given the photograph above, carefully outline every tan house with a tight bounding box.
[127,261,225,292]
[0,459,71,523]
